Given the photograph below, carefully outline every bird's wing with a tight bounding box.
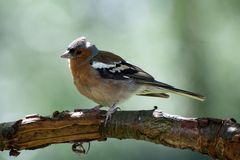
[90,50,158,82]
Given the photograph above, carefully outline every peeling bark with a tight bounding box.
[0,109,239,160]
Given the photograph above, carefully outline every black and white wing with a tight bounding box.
[90,51,155,81]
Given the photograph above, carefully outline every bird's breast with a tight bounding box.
[69,59,139,106]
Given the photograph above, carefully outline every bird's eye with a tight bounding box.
[68,48,75,53]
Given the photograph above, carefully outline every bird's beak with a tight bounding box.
[61,50,73,59]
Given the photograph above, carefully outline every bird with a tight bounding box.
[61,36,205,123]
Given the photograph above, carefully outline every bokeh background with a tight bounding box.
[0,0,240,159]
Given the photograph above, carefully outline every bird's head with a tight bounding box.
[61,36,99,59]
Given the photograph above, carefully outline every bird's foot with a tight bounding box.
[72,142,91,155]
[104,105,120,126]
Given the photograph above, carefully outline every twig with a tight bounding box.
[0,109,239,160]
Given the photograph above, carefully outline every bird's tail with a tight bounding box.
[164,87,205,101]
[136,80,205,101]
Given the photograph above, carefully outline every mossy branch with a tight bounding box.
[0,109,239,159]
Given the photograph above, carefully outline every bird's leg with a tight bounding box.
[104,104,120,126]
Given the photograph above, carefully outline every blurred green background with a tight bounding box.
[0,0,240,159]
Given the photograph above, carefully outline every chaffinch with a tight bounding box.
[61,37,205,123]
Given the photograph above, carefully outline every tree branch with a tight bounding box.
[0,109,239,159]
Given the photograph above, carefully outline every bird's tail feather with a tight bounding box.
[165,87,205,101]
[136,80,205,101]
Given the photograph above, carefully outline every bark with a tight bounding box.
[0,109,239,159]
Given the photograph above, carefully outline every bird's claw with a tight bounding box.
[104,105,119,126]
